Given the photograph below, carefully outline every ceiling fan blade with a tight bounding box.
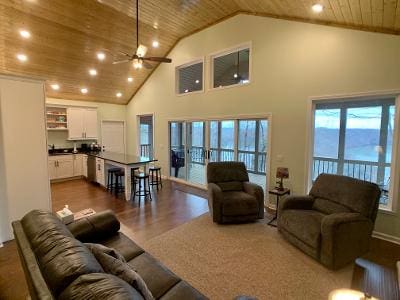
[112,59,131,65]
[143,57,172,63]
[136,44,148,57]
[142,60,153,69]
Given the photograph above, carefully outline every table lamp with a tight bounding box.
[276,167,289,191]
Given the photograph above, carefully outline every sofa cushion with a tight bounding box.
[222,192,259,216]
[279,209,325,249]
[128,253,180,299]
[217,181,243,192]
[312,197,352,215]
[21,210,104,296]
[160,281,206,300]
[58,273,144,300]
[100,232,144,261]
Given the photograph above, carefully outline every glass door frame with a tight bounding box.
[168,114,272,197]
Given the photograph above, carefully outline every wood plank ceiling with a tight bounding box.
[0,0,399,104]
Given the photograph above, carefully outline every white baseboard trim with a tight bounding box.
[372,231,400,245]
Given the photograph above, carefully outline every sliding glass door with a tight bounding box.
[169,117,269,191]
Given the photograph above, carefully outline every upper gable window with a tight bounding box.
[211,44,251,89]
[176,59,204,95]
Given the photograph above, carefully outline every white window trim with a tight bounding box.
[175,57,205,96]
[305,90,400,212]
[209,42,252,92]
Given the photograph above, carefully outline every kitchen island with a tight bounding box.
[87,151,157,201]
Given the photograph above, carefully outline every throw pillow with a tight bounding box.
[85,243,154,300]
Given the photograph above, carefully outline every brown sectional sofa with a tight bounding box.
[12,210,207,300]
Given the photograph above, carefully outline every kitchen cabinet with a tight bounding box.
[48,155,74,180]
[73,154,83,176]
[96,158,105,186]
[67,107,98,140]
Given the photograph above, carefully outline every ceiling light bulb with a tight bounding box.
[152,40,159,48]
[89,69,97,76]
[312,3,323,13]
[133,59,143,69]
[19,29,31,39]
[16,53,28,62]
[97,52,106,61]
[81,88,88,94]
[127,77,133,82]
[116,92,122,98]
[195,79,200,84]
[51,84,60,90]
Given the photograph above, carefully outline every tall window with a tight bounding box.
[312,98,396,207]
[211,45,251,89]
[138,115,153,158]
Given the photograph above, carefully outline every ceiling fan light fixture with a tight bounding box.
[136,45,148,58]
[133,59,143,69]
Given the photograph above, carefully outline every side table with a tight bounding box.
[267,188,290,227]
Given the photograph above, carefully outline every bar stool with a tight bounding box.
[107,167,121,193]
[114,170,125,196]
[132,172,152,203]
[149,166,162,190]
[131,167,140,192]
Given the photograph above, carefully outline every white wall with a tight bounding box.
[46,98,126,148]
[126,14,400,239]
[0,75,51,242]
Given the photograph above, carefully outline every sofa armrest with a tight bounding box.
[320,213,374,269]
[279,195,314,212]
[207,183,223,222]
[67,210,120,242]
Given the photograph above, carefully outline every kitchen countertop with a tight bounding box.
[87,151,157,165]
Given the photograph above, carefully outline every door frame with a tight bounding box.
[100,119,126,154]
[167,113,272,196]
[136,113,155,157]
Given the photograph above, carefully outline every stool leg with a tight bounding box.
[147,177,152,201]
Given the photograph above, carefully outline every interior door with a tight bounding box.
[186,121,206,185]
[101,121,125,153]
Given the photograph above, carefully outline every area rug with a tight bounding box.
[142,214,353,300]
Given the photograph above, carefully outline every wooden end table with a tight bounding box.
[267,188,290,227]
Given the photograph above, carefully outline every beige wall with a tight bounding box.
[126,14,400,239]
[46,98,126,148]
[0,76,51,242]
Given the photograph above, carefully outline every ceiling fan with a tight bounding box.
[112,0,172,69]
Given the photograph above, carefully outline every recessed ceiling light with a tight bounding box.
[81,88,88,94]
[127,77,133,82]
[19,29,31,39]
[195,79,200,84]
[153,22,158,29]
[16,53,28,62]
[116,92,122,98]
[51,84,60,90]
[312,3,323,13]
[152,40,159,48]
[89,69,97,76]
[97,52,106,61]
[233,73,238,78]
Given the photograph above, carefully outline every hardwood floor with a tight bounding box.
[0,178,399,299]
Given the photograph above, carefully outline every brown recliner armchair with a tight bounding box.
[207,162,264,224]
[278,173,381,269]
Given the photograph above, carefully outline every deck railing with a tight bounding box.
[313,156,390,205]
[140,144,152,158]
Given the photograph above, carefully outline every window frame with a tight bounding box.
[209,42,252,91]
[175,57,205,96]
[305,92,400,212]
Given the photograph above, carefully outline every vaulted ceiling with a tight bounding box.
[1,0,400,104]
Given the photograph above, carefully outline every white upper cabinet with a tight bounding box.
[67,107,98,140]
[84,109,98,139]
